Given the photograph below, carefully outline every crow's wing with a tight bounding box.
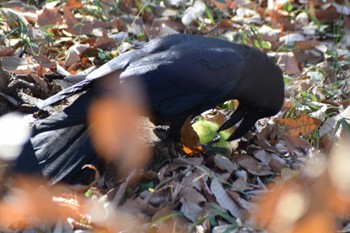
[120,41,246,116]
[36,49,143,109]
[36,34,195,109]
[34,91,92,134]
[36,34,245,110]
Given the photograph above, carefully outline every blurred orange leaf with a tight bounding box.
[211,0,237,9]
[278,114,321,137]
[88,85,151,175]
[291,213,335,233]
[66,0,83,9]
[182,145,203,155]
[0,178,83,228]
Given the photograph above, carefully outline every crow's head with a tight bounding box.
[218,57,284,141]
[217,104,278,141]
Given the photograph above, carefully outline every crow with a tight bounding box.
[13,34,284,184]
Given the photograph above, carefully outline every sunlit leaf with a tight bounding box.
[278,114,321,137]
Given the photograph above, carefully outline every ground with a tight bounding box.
[0,0,350,232]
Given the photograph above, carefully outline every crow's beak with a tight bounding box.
[217,106,260,141]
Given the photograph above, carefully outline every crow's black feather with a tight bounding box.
[14,34,284,184]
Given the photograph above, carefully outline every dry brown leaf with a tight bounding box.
[65,0,83,9]
[231,177,248,192]
[181,118,201,148]
[210,178,243,218]
[211,0,237,10]
[214,154,238,173]
[30,74,49,94]
[270,10,296,31]
[200,179,216,203]
[180,188,205,222]
[182,170,206,190]
[227,190,252,213]
[276,52,301,75]
[62,5,78,26]
[258,25,281,43]
[253,150,272,165]
[180,198,203,223]
[64,44,90,67]
[33,55,56,70]
[287,135,312,151]
[235,155,273,176]
[235,155,259,171]
[183,157,204,166]
[278,114,321,137]
[2,57,36,72]
[269,154,286,173]
[180,187,207,203]
[37,8,63,26]
[112,170,138,205]
[294,40,321,51]
[202,109,229,126]
[254,180,309,231]
[314,6,341,23]
[94,36,117,48]
[0,47,14,57]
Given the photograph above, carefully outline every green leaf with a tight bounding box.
[205,6,215,25]
[283,2,293,12]
[138,181,154,193]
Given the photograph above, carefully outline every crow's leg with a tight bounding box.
[166,118,189,156]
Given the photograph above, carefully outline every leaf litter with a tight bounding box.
[0,0,350,232]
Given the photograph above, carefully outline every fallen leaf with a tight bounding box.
[294,40,320,51]
[214,154,238,173]
[0,47,14,57]
[180,187,206,203]
[253,150,272,165]
[180,198,203,222]
[270,154,287,173]
[276,52,301,75]
[258,25,281,43]
[65,0,83,9]
[231,176,248,192]
[181,118,201,148]
[37,8,63,26]
[211,0,237,9]
[64,43,90,67]
[287,135,312,152]
[235,155,257,172]
[210,178,243,218]
[278,114,321,137]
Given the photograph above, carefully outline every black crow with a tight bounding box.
[13,34,284,184]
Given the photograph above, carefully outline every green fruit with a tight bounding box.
[192,119,229,148]
[214,131,229,148]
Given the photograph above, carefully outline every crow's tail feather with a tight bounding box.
[12,121,103,186]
